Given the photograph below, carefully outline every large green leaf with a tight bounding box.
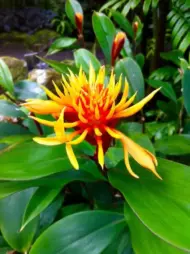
[0,169,101,200]
[125,204,186,254]
[115,57,144,101]
[92,12,116,64]
[21,187,62,230]
[155,134,190,155]
[74,49,101,73]
[30,211,126,254]
[47,37,77,55]
[147,79,177,102]
[0,141,97,180]
[0,59,14,94]
[182,69,190,115]
[108,158,190,251]
[0,189,38,252]
[65,0,83,27]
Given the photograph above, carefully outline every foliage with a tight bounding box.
[0,0,190,253]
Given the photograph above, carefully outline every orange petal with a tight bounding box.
[114,88,160,119]
[22,99,62,114]
[121,134,161,179]
[33,137,63,146]
[66,144,79,170]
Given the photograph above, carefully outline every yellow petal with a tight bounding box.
[114,88,160,119]
[105,126,121,139]
[115,92,137,112]
[106,102,115,120]
[89,63,96,88]
[108,69,115,92]
[29,116,55,127]
[53,81,65,99]
[68,129,88,145]
[41,86,63,104]
[97,138,104,169]
[22,99,62,114]
[66,144,79,170]
[54,109,65,140]
[63,121,79,128]
[94,127,102,136]
[33,137,63,146]
[122,135,161,179]
[95,66,105,85]
[122,141,139,178]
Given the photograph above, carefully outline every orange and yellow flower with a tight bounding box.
[23,65,161,179]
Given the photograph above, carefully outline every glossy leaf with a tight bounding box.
[92,12,116,63]
[155,135,190,155]
[30,211,126,254]
[115,57,144,101]
[0,122,30,138]
[160,50,183,66]
[125,204,186,254]
[21,187,62,230]
[14,80,45,100]
[47,37,77,55]
[0,189,38,252]
[0,168,102,201]
[109,158,190,251]
[0,59,14,94]
[147,79,177,102]
[74,49,101,73]
[143,0,151,15]
[135,53,145,69]
[182,69,190,115]
[0,141,97,180]
[65,0,83,27]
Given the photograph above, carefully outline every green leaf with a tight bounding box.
[152,0,159,8]
[47,37,77,55]
[111,10,134,38]
[155,135,190,155]
[0,189,38,252]
[147,79,177,102]
[143,0,151,15]
[108,158,190,251]
[150,66,178,81]
[21,187,62,230]
[74,49,101,73]
[61,203,90,217]
[0,100,25,117]
[160,50,183,66]
[179,33,190,53]
[14,80,45,100]
[99,0,118,12]
[182,69,190,115]
[180,58,189,71]
[92,12,116,64]
[125,204,186,254]
[102,228,133,254]
[38,57,77,74]
[135,53,145,69]
[65,0,83,27]
[115,57,144,101]
[0,141,97,180]
[30,211,126,254]
[0,123,30,138]
[0,59,14,94]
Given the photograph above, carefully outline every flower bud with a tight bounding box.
[133,21,138,37]
[75,12,83,35]
[111,32,126,66]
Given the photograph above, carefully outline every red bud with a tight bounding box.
[111,32,126,66]
[75,12,83,35]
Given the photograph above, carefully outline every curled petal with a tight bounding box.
[66,144,79,170]
[121,134,161,179]
[22,99,62,114]
[114,88,161,119]
[33,137,63,146]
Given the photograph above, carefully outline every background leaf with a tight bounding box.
[47,37,77,55]
[182,69,190,115]
[65,0,83,27]
[0,59,14,95]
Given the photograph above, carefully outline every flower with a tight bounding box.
[111,32,126,66]
[23,65,161,179]
[75,12,83,35]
